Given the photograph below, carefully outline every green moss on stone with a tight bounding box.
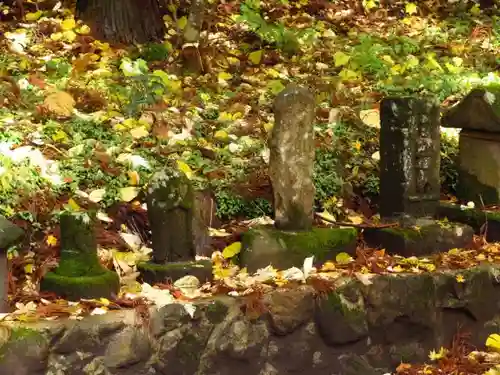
[246,227,356,260]
[0,327,44,359]
[324,292,366,327]
[240,227,357,271]
[40,268,119,301]
[379,227,423,240]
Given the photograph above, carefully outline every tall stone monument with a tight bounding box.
[240,84,358,272]
[364,96,474,257]
[269,84,316,231]
[379,97,441,219]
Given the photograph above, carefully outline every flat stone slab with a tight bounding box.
[138,259,213,284]
[240,227,357,272]
[363,219,474,257]
[2,264,500,374]
[437,201,500,242]
[441,86,500,132]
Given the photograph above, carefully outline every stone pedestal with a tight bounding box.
[240,227,357,272]
[363,218,474,258]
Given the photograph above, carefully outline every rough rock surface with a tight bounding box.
[3,265,500,374]
[269,84,316,231]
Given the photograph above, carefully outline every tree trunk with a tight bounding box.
[76,0,166,45]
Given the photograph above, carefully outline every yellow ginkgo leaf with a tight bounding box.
[46,235,58,247]
[218,72,232,81]
[176,160,193,179]
[177,16,187,30]
[128,171,140,186]
[77,24,91,35]
[25,11,42,21]
[333,51,350,67]
[248,50,263,65]
[61,18,76,31]
[24,263,34,274]
[405,3,417,15]
[88,188,106,203]
[214,130,229,141]
[486,334,500,352]
[335,252,353,265]
[67,198,81,211]
[222,242,242,259]
[62,30,77,42]
[130,126,149,139]
[119,187,140,202]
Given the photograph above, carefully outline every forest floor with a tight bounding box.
[0,0,499,373]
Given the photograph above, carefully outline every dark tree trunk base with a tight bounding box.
[76,0,166,45]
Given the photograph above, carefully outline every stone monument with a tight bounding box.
[364,96,474,257]
[138,163,212,283]
[40,211,120,300]
[240,84,358,272]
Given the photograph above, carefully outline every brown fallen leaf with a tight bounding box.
[42,90,75,118]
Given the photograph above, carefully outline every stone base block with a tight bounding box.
[40,268,120,301]
[240,226,357,272]
[437,201,500,242]
[138,260,213,284]
[363,219,474,257]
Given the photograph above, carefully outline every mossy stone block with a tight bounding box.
[138,259,213,284]
[363,220,473,257]
[240,226,357,272]
[437,201,500,242]
[40,268,119,301]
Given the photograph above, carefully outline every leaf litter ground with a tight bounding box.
[0,0,500,373]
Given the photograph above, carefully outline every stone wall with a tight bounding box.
[2,264,500,375]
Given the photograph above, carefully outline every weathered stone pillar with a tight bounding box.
[269,84,316,231]
[240,85,358,272]
[146,167,196,263]
[138,164,212,283]
[379,96,441,219]
[40,211,120,301]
